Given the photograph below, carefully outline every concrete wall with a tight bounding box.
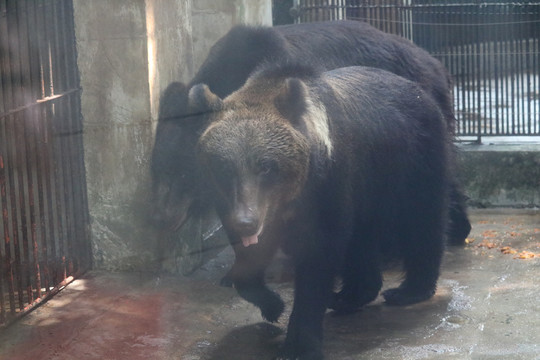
[458,144,540,208]
[192,0,273,69]
[72,0,538,274]
[74,0,155,270]
[73,0,272,272]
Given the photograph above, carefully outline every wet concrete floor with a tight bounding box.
[0,209,539,360]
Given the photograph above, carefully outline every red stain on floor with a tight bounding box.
[2,276,174,360]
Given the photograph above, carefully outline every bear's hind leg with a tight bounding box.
[382,235,444,306]
[330,241,382,314]
[383,203,446,306]
[446,178,472,246]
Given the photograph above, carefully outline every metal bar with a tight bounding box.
[48,0,70,281]
[14,0,36,309]
[0,88,81,119]
[33,0,54,296]
[24,1,44,296]
[1,134,9,324]
[474,1,482,137]
[533,21,537,134]
[55,0,78,275]
[3,0,26,314]
[38,101,56,296]
[503,9,510,135]
[0,272,81,329]
[485,3,493,135]
[42,0,66,285]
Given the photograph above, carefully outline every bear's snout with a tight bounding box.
[231,210,260,237]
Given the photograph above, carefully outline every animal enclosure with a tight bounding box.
[292,0,540,141]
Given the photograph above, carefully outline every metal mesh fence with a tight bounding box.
[292,0,540,139]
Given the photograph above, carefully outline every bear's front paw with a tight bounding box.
[260,291,285,323]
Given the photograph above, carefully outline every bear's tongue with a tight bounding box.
[241,234,259,247]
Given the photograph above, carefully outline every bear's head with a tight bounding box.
[194,75,319,247]
[150,82,216,231]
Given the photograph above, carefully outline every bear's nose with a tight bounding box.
[233,213,259,237]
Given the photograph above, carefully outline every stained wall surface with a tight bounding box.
[73,0,272,271]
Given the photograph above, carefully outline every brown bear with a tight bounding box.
[193,63,451,360]
[150,20,471,248]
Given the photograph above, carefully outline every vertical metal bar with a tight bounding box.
[533,12,538,134]
[35,0,58,293]
[1,119,15,318]
[485,4,492,135]
[507,3,513,134]
[0,151,6,323]
[529,13,540,135]
[474,2,482,137]
[55,0,73,275]
[13,0,38,308]
[517,8,525,134]
[470,0,475,136]
[0,0,7,322]
[464,4,472,135]
[44,0,67,284]
[4,0,26,313]
[509,4,516,134]
[24,0,44,301]
[532,6,540,135]
[515,12,521,134]
[38,102,55,294]
[0,0,16,319]
[457,5,465,133]
[525,31,531,134]
[443,0,456,133]
[503,4,510,134]
[493,5,500,134]
[464,3,471,135]
[52,0,76,276]
[1,118,16,316]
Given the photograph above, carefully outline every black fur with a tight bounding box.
[196,64,451,360]
[150,20,470,245]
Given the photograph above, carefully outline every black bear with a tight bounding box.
[150,20,470,245]
[194,63,451,359]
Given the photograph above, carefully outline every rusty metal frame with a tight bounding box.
[1,0,91,327]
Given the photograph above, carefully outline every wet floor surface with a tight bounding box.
[1,209,539,360]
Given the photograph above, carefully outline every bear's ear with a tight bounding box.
[188,84,223,115]
[274,78,307,125]
[158,81,188,122]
